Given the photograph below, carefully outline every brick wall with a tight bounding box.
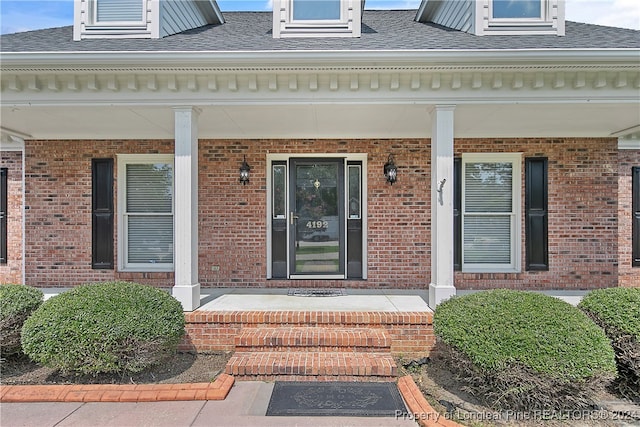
[22,140,174,287]
[0,150,23,284]
[455,138,619,290]
[618,149,640,287]
[12,137,626,291]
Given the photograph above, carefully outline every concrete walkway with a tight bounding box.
[1,381,421,427]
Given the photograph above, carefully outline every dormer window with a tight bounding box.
[292,0,341,21]
[483,0,564,35]
[273,0,364,38]
[75,0,154,39]
[94,0,144,24]
[74,0,224,41]
[416,0,564,36]
[491,0,542,19]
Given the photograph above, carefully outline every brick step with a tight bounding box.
[225,351,398,382]
[234,327,391,352]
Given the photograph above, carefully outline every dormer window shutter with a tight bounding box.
[96,0,144,23]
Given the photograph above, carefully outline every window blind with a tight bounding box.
[127,216,173,264]
[464,216,511,264]
[125,163,173,265]
[463,161,513,265]
[126,164,172,213]
[96,0,144,22]
[464,162,512,213]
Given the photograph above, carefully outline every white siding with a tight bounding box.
[420,0,475,33]
[160,0,208,38]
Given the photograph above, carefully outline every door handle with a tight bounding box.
[290,212,299,225]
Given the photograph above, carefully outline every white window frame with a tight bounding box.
[74,0,157,40]
[266,153,368,279]
[273,0,363,38]
[89,0,147,28]
[489,0,546,24]
[461,153,522,273]
[117,154,174,272]
[476,0,565,36]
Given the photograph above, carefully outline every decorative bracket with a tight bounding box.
[436,178,446,205]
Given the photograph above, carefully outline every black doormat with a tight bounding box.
[266,381,408,417]
[287,288,347,297]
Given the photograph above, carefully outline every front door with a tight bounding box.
[289,159,345,278]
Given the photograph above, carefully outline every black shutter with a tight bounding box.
[633,167,640,267]
[453,158,461,271]
[525,157,549,271]
[92,159,114,269]
[0,168,7,264]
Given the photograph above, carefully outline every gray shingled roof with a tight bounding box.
[1,10,639,53]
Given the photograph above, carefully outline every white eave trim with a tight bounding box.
[1,49,640,70]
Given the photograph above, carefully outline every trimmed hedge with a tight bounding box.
[433,290,616,411]
[21,282,185,375]
[0,284,44,357]
[579,287,640,402]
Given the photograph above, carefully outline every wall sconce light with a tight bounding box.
[384,154,397,185]
[239,155,251,185]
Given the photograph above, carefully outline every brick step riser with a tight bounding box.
[226,352,398,382]
[235,345,388,352]
[234,330,392,351]
[226,365,397,377]
[182,310,434,358]
[230,375,398,382]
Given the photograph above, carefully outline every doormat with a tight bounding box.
[287,288,347,297]
[266,381,408,417]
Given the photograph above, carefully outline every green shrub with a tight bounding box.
[579,287,640,402]
[21,281,185,375]
[433,289,616,411]
[0,284,43,357]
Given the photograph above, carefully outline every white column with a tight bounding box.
[429,105,456,309]
[172,107,201,311]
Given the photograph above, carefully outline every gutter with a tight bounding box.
[1,49,639,70]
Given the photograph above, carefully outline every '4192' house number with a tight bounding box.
[306,220,328,229]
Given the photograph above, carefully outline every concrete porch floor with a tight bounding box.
[198,293,432,312]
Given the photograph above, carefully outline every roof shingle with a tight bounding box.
[1,10,639,53]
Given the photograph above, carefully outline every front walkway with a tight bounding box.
[1,379,430,427]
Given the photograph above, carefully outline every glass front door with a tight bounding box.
[290,159,345,277]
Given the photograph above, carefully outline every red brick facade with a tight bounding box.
[0,150,23,284]
[618,149,640,287]
[2,137,638,289]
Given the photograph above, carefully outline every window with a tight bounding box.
[292,0,341,21]
[272,0,363,38]
[117,155,174,271]
[461,153,521,272]
[492,0,542,19]
[480,0,564,36]
[0,168,7,264]
[93,0,145,25]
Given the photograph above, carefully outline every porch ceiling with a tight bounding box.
[1,102,638,141]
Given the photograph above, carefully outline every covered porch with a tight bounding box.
[1,50,638,309]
